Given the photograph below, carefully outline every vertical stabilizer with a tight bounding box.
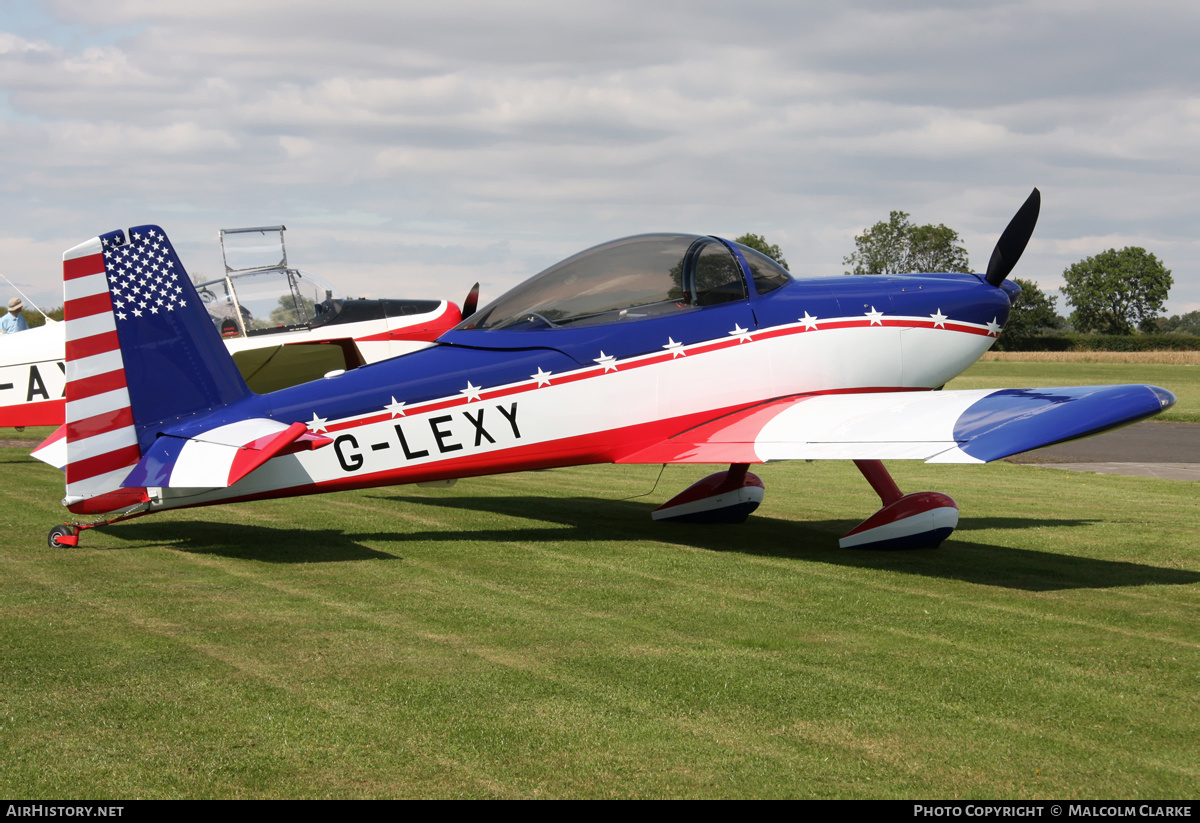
[61,225,250,513]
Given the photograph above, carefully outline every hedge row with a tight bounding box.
[998,334,1200,352]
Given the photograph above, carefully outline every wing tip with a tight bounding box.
[1149,385,1177,412]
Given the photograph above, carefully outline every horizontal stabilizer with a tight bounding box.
[617,385,1175,464]
[32,424,68,470]
[122,419,332,489]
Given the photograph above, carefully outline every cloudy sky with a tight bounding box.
[1,0,1197,317]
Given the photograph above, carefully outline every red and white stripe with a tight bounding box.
[62,237,139,502]
[166,420,311,487]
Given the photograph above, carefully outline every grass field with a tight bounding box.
[0,425,54,443]
[1,448,1196,799]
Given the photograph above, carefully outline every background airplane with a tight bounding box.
[38,191,1175,550]
[0,225,461,428]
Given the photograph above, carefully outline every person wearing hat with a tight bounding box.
[1,297,29,334]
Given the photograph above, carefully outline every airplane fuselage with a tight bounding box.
[140,271,1010,513]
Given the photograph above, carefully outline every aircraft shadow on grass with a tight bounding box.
[104,520,396,563]
[61,485,1200,592]
[358,492,1200,593]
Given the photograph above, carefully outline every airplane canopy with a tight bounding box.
[457,234,791,332]
[196,268,344,339]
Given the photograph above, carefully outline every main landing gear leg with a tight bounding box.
[839,460,958,549]
[652,463,765,523]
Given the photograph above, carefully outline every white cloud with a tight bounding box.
[0,1,1196,312]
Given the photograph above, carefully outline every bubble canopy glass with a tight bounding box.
[457,234,791,332]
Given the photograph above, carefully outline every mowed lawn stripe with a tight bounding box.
[2,436,1196,797]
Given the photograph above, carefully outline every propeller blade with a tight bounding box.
[461,282,480,319]
[984,188,1040,287]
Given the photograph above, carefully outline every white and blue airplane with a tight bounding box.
[38,190,1175,550]
[1,225,461,428]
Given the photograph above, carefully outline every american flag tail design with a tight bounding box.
[61,226,250,514]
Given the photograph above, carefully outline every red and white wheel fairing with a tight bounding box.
[652,465,765,524]
[838,492,959,550]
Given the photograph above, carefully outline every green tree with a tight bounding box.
[995,278,1062,350]
[269,293,316,327]
[734,233,788,269]
[1150,310,1200,335]
[843,211,970,275]
[21,306,64,328]
[1061,247,1172,335]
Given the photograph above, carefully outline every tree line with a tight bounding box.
[840,210,1184,346]
[8,222,1190,348]
[16,306,64,328]
[744,212,1187,347]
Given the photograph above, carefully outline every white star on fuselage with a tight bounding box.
[532,367,553,386]
[865,306,884,325]
[799,312,819,330]
[385,396,407,417]
[663,338,685,357]
[986,318,1002,336]
[930,309,947,328]
[307,413,328,433]
[595,352,618,372]
[461,381,482,401]
[729,324,753,343]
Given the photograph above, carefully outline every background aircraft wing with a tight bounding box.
[617,384,1175,465]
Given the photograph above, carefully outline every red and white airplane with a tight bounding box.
[1,225,460,428]
[37,191,1176,550]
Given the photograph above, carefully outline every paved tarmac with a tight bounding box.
[6,421,1198,480]
[1005,420,1200,481]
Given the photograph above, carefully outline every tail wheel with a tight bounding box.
[48,525,78,548]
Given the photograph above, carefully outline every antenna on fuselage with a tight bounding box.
[0,272,53,323]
